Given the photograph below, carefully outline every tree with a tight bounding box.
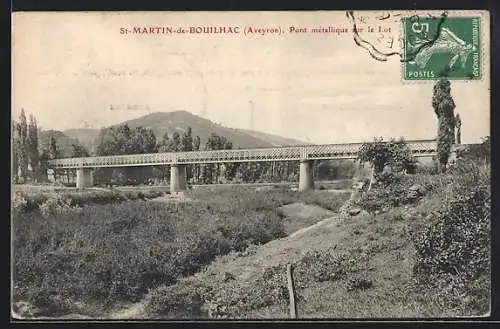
[48,136,58,159]
[455,113,462,145]
[38,149,49,182]
[432,79,456,171]
[12,120,19,184]
[154,132,172,183]
[389,139,418,174]
[16,109,29,183]
[198,133,235,184]
[71,143,90,157]
[192,135,201,183]
[27,115,40,182]
[95,125,131,185]
[181,127,194,152]
[181,127,194,182]
[48,136,59,181]
[170,132,182,152]
[130,127,157,154]
[357,137,416,189]
[130,127,157,183]
[95,124,157,185]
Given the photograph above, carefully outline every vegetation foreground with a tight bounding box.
[12,157,490,319]
[141,159,490,319]
[12,185,349,318]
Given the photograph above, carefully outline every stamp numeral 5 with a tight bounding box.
[411,22,429,34]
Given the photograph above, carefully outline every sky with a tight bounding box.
[12,11,490,144]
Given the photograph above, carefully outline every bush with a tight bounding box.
[411,160,490,315]
[12,192,29,213]
[413,186,490,280]
[294,249,357,284]
[39,195,83,218]
[446,159,490,195]
[415,163,439,175]
[147,265,290,319]
[353,174,429,213]
[346,277,373,291]
[145,281,208,318]
[357,137,417,178]
[204,265,289,319]
[10,188,166,214]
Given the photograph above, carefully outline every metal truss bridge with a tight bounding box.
[48,139,438,169]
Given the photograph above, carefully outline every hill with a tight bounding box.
[62,129,100,151]
[38,130,86,158]
[119,111,307,148]
[60,111,307,153]
[236,128,310,147]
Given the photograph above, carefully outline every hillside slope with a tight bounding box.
[62,129,100,151]
[61,111,307,151]
[38,130,86,158]
[121,111,306,148]
[141,164,490,319]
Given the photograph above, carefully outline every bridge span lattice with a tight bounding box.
[48,139,437,169]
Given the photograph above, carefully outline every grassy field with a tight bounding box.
[11,184,350,318]
[11,160,490,319]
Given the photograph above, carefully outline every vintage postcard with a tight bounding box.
[11,10,490,320]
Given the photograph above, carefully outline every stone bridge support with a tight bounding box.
[76,168,94,188]
[170,164,187,193]
[299,160,315,192]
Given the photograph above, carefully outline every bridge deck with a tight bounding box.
[48,140,438,168]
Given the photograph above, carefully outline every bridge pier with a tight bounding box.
[299,160,315,192]
[170,164,187,193]
[76,168,94,188]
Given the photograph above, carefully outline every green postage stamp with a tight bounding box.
[403,15,481,80]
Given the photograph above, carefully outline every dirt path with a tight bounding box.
[108,302,147,319]
[288,214,343,238]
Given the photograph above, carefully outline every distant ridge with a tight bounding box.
[58,111,308,153]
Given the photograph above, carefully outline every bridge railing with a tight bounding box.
[175,146,304,164]
[47,139,437,168]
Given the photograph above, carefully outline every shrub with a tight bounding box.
[346,277,373,291]
[11,188,166,214]
[411,160,490,315]
[357,137,417,178]
[294,249,354,284]
[204,265,289,319]
[352,172,436,214]
[293,248,369,288]
[145,281,208,318]
[12,192,29,213]
[38,195,83,218]
[446,159,490,195]
[413,186,490,280]
[415,162,439,175]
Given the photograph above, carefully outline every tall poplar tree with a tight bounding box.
[455,113,462,145]
[27,115,40,182]
[192,135,201,183]
[48,136,59,180]
[432,79,456,171]
[16,109,29,183]
[12,120,19,183]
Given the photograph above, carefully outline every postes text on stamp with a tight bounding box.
[403,15,481,80]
